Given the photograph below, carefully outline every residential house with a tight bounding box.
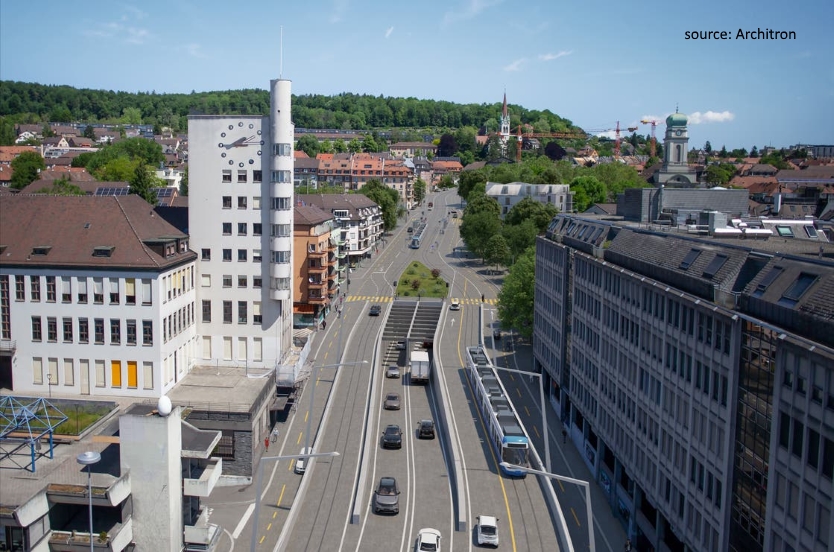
[485,181,574,217]
[296,194,382,267]
[350,153,385,190]
[383,158,415,208]
[317,153,353,190]
[68,136,94,148]
[389,141,437,158]
[293,205,341,328]
[294,156,320,190]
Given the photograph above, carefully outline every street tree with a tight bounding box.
[569,175,606,212]
[457,170,487,202]
[296,135,320,157]
[504,197,559,233]
[464,192,501,219]
[129,164,161,205]
[502,219,538,259]
[497,246,536,339]
[358,179,399,231]
[484,234,511,271]
[460,210,502,260]
[413,178,427,205]
[10,150,46,190]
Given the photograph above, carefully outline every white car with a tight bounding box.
[416,528,442,551]
[449,299,460,311]
[476,515,499,547]
[294,447,311,474]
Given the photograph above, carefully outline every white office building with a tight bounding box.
[187,79,294,369]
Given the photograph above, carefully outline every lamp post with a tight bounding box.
[491,364,550,474]
[249,451,340,552]
[76,451,101,552]
[500,462,595,552]
[47,373,53,399]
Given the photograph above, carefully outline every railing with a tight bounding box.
[0,339,15,352]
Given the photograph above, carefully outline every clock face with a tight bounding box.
[675,130,682,136]
[218,122,264,166]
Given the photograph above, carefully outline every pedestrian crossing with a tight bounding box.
[346,296,497,305]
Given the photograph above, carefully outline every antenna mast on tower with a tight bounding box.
[279,26,283,79]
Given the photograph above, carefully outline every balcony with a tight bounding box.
[183,458,222,498]
[308,295,328,305]
[184,508,221,552]
[308,264,327,275]
[307,247,327,258]
[49,518,133,552]
[0,339,16,354]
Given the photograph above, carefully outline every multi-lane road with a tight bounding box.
[205,189,627,551]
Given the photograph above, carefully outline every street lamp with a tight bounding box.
[76,451,101,552]
[500,462,595,552]
[491,364,550,474]
[47,373,53,399]
[249,451,340,552]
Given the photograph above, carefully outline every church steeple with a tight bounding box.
[502,91,508,118]
[500,89,511,150]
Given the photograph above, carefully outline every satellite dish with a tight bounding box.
[157,396,172,417]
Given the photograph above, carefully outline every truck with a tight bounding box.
[410,350,431,384]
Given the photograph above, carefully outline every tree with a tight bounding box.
[121,107,142,125]
[569,175,606,212]
[180,167,188,196]
[347,138,362,153]
[484,234,510,270]
[704,141,712,154]
[497,246,536,339]
[413,178,427,205]
[719,145,728,158]
[457,170,487,202]
[544,141,567,161]
[750,145,759,158]
[98,157,138,181]
[460,210,501,260]
[10,150,46,190]
[40,176,84,196]
[83,125,97,140]
[358,179,399,231]
[502,219,538,259]
[504,197,558,233]
[41,123,55,138]
[437,133,458,157]
[333,139,347,153]
[296,135,320,158]
[464,192,501,219]
[705,165,730,186]
[0,117,17,146]
[129,164,160,205]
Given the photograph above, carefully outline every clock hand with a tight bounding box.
[226,137,246,148]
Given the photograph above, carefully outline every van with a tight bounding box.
[294,447,311,474]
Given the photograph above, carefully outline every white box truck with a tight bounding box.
[410,351,431,384]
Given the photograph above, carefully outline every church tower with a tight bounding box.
[499,91,511,154]
[655,108,697,186]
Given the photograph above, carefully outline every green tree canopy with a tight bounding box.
[504,197,559,233]
[83,125,96,140]
[413,178,427,205]
[464,192,501,219]
[497,246,536,339]
[10,150,46,189]
[457,170,487,202]
[484,234,510,269]
[296,135,320,157]
[38,176,85,196]
[129,164,161,205]
[460,210,501,260]
[359,179,399,231]
[502,219,539,257]
[569,175,606,212]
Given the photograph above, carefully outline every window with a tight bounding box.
[141,279,152,305]
[125,278,136,305]
[222,170,232,183]
[47,317,57,341]
[223,249,232,262]
[202,248,211,261]
[271,197,291,210]
[15,275,25,301]
[253,249,262,262]
[238,249,247,262]
[94,319,104,344]
[824,438,834,479]
[779,411,790,449]
[754,265,783,296]
[222,275,232,288]
[110,319,120,344]
[253,223,262,236]
[808,428,820,469]
[780,273,818,305]
[77,279,88,303]
[804,225,819,238]
[109,279,119,304]
[679,249,701,270]
[775,225,794,237]
[702,254,728,279]
[238,301,247,324]
[31,276,40,301]
[213,432,235,459]
[46,276,56,302]
[253,277,262,288]
[79,318,89,343]
[238,222,247,235]
[126,320,137,345]
[202,300,211,322]
[273,143,292,156]
[792,418,804,458]
[237,170,247,183]
[142,320,153,345]
[31,317,42,341]
[61,277,71,302]
[222,196,232,209]
[271,170,291,183]
[111,360,122,388]
[222,222,232,235]
[253,170,262,183]
[238,275,247,288]
[63,317,73,342]
[272,250,290,263]
[253,301,262,324]
[271,223,291,237]
[223,301,232,323]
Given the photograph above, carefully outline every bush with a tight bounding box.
[411,279,421,290]
[431,268,441,279]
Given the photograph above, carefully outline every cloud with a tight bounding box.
[538,50,572,61]
[442,0,503,27]
[82,6,151,45]
[185,43,207,59]
[330,0,349,23]
[503,58,527,72]
[688,111,735,124]
[385,26,394,39]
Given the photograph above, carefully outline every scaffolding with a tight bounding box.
[0,395,68,472]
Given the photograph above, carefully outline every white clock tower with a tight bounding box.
[655,109,697,186]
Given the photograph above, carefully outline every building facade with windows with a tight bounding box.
[292,204,341,328]
[486,181,574,217]
[296,194,382,267]
[187,79,294,370]
[0,194,198,397]
[534,214,834,552]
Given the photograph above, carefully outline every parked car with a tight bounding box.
[407,227,414,233]
[381,424,403,449]
[369,305,381,316]
[386,365,400,379]
[395,341,406,350]
[416,528,442,552]
[449,299,460,311]
[373,476,400,514]
[294,447,311,474]
[418,419,435,439]
[476,515,499,547]
[384,392,401,410]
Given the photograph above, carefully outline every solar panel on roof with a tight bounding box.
[95,187,129,196]
[155,188,174,198]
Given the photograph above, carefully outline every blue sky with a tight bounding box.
[2,0,832,151]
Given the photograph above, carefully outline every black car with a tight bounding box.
[418,419,435,439]
[369,305,382,316]
[492,329,502,340]
[382,424,403,449]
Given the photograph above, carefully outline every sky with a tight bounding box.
[2,0,832,151]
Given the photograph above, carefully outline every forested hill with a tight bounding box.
[0,80,580,135]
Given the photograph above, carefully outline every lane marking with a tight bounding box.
[277,484,286,507]
[571,507,581,527]
[524,406,530,417]
[532,425,540,438]
[232,503,255,539]
[267,522,272,531]
[297,432,303,445]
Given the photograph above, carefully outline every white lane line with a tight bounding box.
[232,503,255,539]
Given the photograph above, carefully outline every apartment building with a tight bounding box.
[486,181,574,217]
[187,79,294,370]
[296,194,382,268]
[382,157,415,208]
[351,153,385,190]
[0,194,198,397]
[293,204,342,328]
[317,153,352,190]
[534,213,834,552]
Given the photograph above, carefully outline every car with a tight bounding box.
[476,515,499,547]
[417,419,435,439]
[394,341,406,350]
[492,328,502,340]
[369,305,381,316]
[381,424,403,449]
[416,528,442,552]
[386,365,400,379]
[449,299,460,311]
[384,392,401,410]
[407,227,414,233]
[373,476,400,514]
[294,447,311,474]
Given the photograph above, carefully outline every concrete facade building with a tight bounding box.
[187,79,294,372]
[485,181,574,217]
[534,213,834,552]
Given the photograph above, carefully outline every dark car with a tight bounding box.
[373,476,400,514]
[418,419,435,439]
[369,305,382,316]
[407,227,414,233]
[492,329,501,340]
[382,424,403,449]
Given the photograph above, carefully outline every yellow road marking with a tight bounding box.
[297,432,303,445]
[323,351,328,360]
[267,523,272,531]
[272,511,277,519]
[288,460,295,471]
[277,484,286,507]
[558,480,565,493]
[304,411,309,422]
[524,406,530,417]
[571,507,581,527]
[316,375,321,386]
[516,388,522,398]
[532,425,540,438]
[259,535,265,544]
[509,372,515,382]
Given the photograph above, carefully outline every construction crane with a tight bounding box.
[640,119,660,158]
[514,123,637,163]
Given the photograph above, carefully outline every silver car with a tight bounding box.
[373,476,400,514]
[386,365,400,379]
[384,392,401,410]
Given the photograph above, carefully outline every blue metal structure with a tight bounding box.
[0,396,68,472]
